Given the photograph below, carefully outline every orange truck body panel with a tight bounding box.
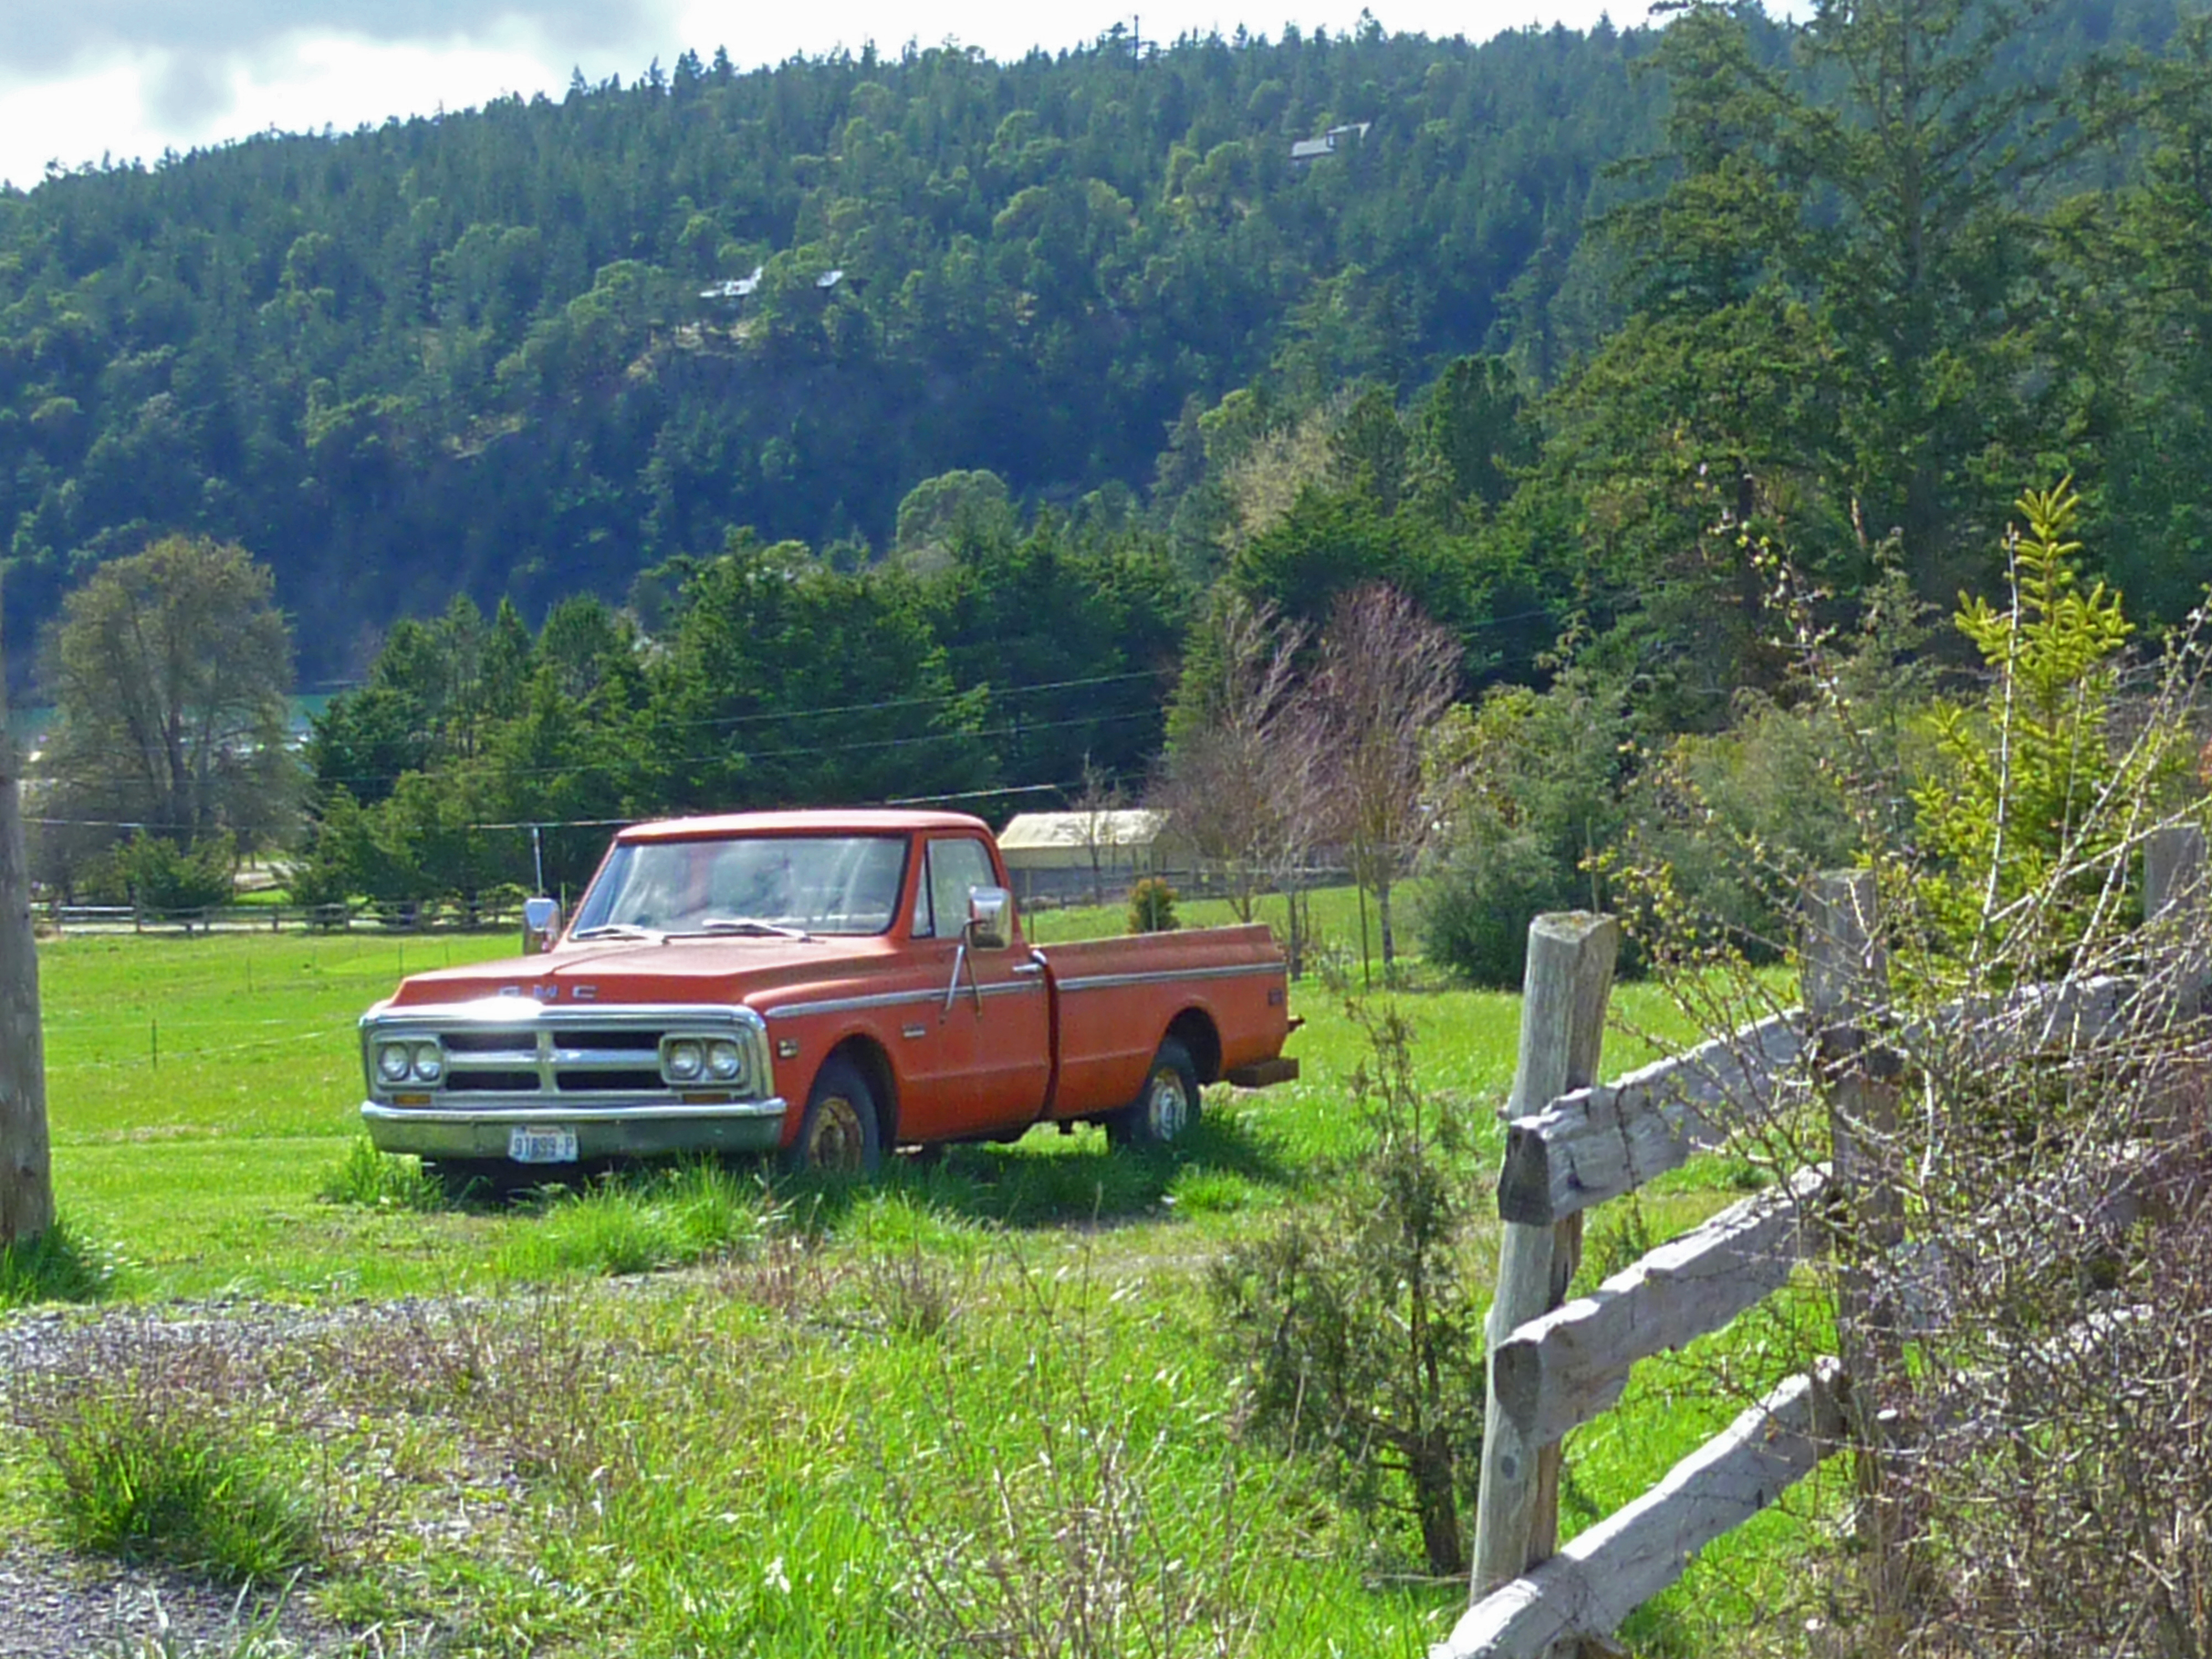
[358,810,1295,1164]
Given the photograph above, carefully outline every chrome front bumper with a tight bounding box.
[360,1097,789,1161]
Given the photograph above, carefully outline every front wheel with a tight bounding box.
[1107,1037,1201,1150]
[784,1055,883,1176]
[424,1158,527,1203]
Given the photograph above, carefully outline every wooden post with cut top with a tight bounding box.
[1801,870,1914,1624]
[2146,824,2209,1015]
[1470,911,1620,1597]
[0,594,54,1248]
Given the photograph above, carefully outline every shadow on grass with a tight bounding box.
[0,1216,118,1310]
[317,1093,1300,1266]
[776,1098,1300,1234]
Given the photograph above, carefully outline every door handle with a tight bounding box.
[1010,962,1044,977]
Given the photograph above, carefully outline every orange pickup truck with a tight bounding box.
[358,810,1298,1183]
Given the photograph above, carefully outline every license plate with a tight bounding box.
[509,1126,579,1164]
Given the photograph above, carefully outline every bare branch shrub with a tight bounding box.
[1307,583,1460,976]
[1155,594,1319,937]
[1605,485,2212,1653]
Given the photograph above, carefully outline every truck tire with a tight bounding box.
[1108,1037,1201,1150]
[786,1055,883,1176]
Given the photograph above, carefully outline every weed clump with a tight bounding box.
[23,1380,321,1582]
[315,1137,445,1212]
[862,1244,966,1340]
[1209,999,1486,1576]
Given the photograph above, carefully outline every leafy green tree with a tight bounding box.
[643,534,991,810]
[1418,670,1631,986]
[891,470,1018,568]
[36,536,297,851]
[1912,482,2150,964]
[1407,356,1532,525]
[113,831,238,914]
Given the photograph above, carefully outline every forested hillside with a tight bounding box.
[20,0,2212,945]
[0,18,1691,678]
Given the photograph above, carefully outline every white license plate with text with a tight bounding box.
[509,1126,580,1164]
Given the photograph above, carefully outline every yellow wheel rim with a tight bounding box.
[806,1093,867,1173]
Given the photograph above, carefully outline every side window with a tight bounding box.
[914,838,996,940]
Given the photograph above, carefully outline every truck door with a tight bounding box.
[900,834,1052,1139]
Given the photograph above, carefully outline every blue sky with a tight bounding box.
[0,1,1650,189]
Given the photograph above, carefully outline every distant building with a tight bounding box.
[698,265,847,302]
[998,809,1181,902]
[699,265,764,301]
[1290,122,1371,164]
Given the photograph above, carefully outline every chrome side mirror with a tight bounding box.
[523,896,563,954]
[966,886,1011,951]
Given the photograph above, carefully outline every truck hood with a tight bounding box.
[381,935,902,1013]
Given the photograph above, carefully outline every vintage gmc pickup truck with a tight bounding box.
[358,809,1299,1182]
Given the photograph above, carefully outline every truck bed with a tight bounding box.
[1034,923,1292,1119]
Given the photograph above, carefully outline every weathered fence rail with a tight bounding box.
[1490,1164,1831,1448]
[1438,823,2209,1659]
[1495,1011,1802,1227]
[44,900,526,936]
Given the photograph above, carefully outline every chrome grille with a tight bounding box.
[363,1005,769,1105]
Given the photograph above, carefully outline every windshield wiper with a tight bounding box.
[686,916,812,941]
[569,923,664,942]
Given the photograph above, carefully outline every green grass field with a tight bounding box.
[7,898,1829,1657]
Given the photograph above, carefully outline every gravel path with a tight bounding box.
[0,1299,469,1659]
[0,1543,351,1657]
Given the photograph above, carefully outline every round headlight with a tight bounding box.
[412,1042,444,1084]
[376,1044,413,1084]
[664,1039,705,1082]
[706,1040,742,1082]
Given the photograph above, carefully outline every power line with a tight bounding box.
[303,671,1171,792]
[306,705,1163,792]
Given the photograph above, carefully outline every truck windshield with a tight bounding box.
[568,835,910,938]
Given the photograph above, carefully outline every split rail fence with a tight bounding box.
[1436,827,2209,1659]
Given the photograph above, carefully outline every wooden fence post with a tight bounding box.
[1801,870,1916,1625]
[0,614,54,1248]
[1472,911,1620,1598]
[2146,825,2208,1015]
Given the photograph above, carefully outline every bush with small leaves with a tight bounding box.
[1126,877,1179,933]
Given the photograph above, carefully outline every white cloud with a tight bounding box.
[0,2,1653,191]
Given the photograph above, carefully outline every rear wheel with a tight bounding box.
[785,1055,883,1176]
[1107,1037,1201,1150]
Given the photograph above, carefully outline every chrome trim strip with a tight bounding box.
[765,988,941,1020]
[362,1001,763,1027]
[765,980,1041,1021]
[363,1098,786,1127]
[1053,962,1284,993]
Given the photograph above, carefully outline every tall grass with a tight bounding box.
[494,1160,774,1280]
[0,1214,118,1308]
[27,1387,321,1582]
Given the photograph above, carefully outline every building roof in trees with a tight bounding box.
[998,810,1170,861]
[1290,122,1370,161]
